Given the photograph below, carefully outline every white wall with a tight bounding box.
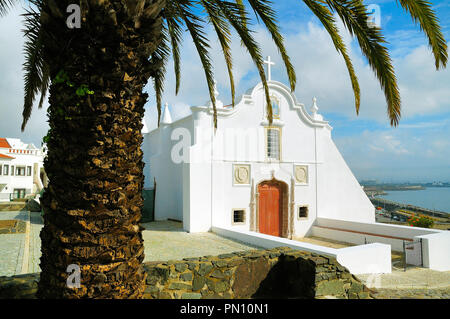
[0,150,44,200]
[417,232,450,271]
[316,217,441,238]
[314,217,449,271]
[337,244,392,274]
[212,226,391,274]
[317,136,375,223]
[145,117,194,223]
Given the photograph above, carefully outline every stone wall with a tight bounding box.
[0,247,372,299]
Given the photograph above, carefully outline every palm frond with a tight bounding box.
[174,0,219,127]
[164,1,183,95]
[247,0,296,92]
[151,27,171,126]
[215,0,273,123]
[200,0,236,106]
[396,0,448,69]
[325,0,401,126]
[303,0,360,114]
[0,0,16,17]
[21,5,49,131]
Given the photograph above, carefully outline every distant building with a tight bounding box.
[0,137,47,201]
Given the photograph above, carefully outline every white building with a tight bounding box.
[142,77,374,235]
[0,137,46,201]
[142,61,450,273]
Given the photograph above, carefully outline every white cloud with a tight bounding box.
[0,6,49,147]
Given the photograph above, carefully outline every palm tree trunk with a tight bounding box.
[37,0,165,298]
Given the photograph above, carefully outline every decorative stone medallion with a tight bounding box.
[294,165,308,184]
[233,164,251,185]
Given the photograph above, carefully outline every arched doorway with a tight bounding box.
[257,179,288,237]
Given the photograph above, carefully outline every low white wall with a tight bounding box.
[212,226,391,274]
[316,218,441,239]
[417,232,450,271]
[337,244,392,274]
[311,226,405,252]
[315,218,449,271]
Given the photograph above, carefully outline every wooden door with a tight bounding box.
[258,183,282,236]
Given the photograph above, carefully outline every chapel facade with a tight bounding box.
[142,76,375,237]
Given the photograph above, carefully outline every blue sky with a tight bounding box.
[0,0,449,183]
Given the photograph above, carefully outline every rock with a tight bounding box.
[181,292,202,299]
[348,282,364,295]
[168,282,192,290]
[180,272,193,281]
[316,280,345,297]
[192,276,206,291]
[174,263,187,273]
[197,263,213,276]
[207,279,229,293]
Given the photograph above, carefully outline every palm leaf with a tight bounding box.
[247,0,296,92]
[0,0,16,17]
[164,1,184,95]
[151,26,171,126]
[324,0,401,126]
[215,0,273,123]
[200,0,236,106]
[303,0,360,114]
[21,4,49,131]
[174,0,219,127]
[396,0,448,69]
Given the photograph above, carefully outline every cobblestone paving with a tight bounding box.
[0,211,29,276]
[0,211,28,222]
[0,233,25,277]
[371,288,450,299]
[28,212,43,273]
[141,220,262,262]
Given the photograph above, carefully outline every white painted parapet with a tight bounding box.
[416,232,450,271]
[337,244,392,274]
[212,226,391,274]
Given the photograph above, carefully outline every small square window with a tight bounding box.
[232,209,246,224]
[298,206,308,219]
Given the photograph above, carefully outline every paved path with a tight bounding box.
[371,288,450,299]
[0,211,29,276]
[356,267,450,289]
[141,220,261,262]
[27,212,43,273]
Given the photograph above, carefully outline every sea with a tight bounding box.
[380,187,450,214]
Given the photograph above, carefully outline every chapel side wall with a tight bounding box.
[183,114,212,232]
[148,118,194,223]
[317,132,375,223]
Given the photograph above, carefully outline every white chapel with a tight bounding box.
[142,57,375,238]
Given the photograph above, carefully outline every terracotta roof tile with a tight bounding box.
[0,153,14,159]
[0,138,11,149]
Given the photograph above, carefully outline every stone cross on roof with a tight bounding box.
[264,56,275,81]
